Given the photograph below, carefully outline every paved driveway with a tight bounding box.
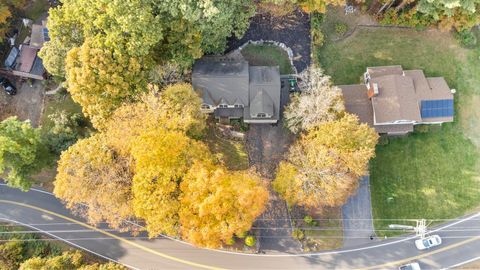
[246,79,301,253]
[342,176,376,247]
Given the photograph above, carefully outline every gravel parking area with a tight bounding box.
[0,79,44,127]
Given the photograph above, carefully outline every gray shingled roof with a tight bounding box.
[192,57,249,106]
[248,66,281,120]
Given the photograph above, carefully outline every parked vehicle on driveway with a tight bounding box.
[399,261,421,270]
[0,77,17,95]
[415,235,442,250]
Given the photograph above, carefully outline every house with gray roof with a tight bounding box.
[192,57,281,124]
[339,65,454,135]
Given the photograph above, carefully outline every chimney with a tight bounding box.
[367,83,379,98]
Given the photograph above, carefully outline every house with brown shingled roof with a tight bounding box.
[339,65,454,135]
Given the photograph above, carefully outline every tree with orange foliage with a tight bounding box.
[179,162,268,248]
[274,114,378,208]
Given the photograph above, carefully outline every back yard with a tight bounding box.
[316,10,480,235]
[241,44,294,74]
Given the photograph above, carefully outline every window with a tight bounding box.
[219,104,228,108]
[201,104,210,110]
[234,104,244,108]
[256,113,267,118]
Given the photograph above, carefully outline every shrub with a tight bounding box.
[310,12,324,29]
[24,240,54,258]
[312,29,325,47]
[378,135,389,146]
[379,9,434,29]
[455,30,477,48]
[335,23,348,36]
[236,231,247,239]
[0,241,25,270]
[303,215,318,226]
[304,215,313,224]
[225,238,235,246]
[244,236,256,247]
[44,111,89,155]
[414,124,430,133]
[292,229,305,240]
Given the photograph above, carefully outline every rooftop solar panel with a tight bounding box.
[43,28,50,41]
[421,99,454,119]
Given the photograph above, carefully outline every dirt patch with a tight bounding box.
[0,79,45,127]
[227,8,311,72]
[322,6,378,42]
[32,166,57,192]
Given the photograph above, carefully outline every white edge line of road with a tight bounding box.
[0,216,140,270]
[2,183,480,258]
[442,256,480,270]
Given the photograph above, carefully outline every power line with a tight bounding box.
[1,235,479,242]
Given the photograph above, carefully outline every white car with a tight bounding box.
[399,262,421,270]
[415,235,442,250]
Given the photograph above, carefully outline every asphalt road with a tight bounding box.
[1,184,480,270]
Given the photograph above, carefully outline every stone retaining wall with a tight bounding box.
[230,40,298,75]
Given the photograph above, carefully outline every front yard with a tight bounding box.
[204,121,249,171]
[316,10,480,235]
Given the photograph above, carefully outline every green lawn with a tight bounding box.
[23,0,50,21]
[370,127,480,235]
[241,44,294,75]
[317,14,480,234]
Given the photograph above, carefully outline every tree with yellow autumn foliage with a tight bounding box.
[54,82,267,247]
[65,38,148,129]
[105,83,205,154]
[0,3,11,39]
[179,162,268,247]
[54,134,136,231]
[130,129,212,236]
[274,114,378,208]
[262,0,348,13]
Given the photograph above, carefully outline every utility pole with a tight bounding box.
[414,219,427,239]
[389,219,428,239]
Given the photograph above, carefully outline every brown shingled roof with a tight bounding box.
[338,84,373,126]
[341,65,454,134]
[371,75,422,124]
[16,45,38,73]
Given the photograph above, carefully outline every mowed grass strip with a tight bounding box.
[316,25,480,234]
[241,44,294,75]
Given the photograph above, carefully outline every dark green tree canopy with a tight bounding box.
[0,117,48,191]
